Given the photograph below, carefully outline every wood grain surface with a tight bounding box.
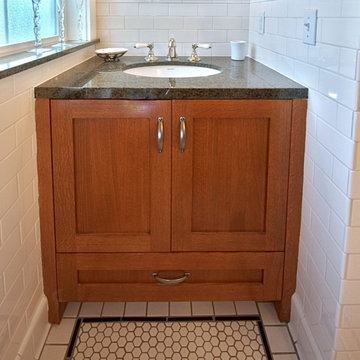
[275,99,307,322]
[172,100,292,252]
[51,100,171,253]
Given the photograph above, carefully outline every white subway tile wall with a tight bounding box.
[1,2,359,359]
[96,0,250,57]
[0,46,95,360]
[248,0,360,359]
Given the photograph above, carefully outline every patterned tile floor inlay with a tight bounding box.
[66,317,271,360]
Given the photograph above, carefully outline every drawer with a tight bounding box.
[57,252,284,302]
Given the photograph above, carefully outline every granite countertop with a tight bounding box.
[34,56,308,100]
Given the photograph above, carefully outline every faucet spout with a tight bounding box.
[167,38,177,61]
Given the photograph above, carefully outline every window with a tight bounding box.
[0,0,57,47]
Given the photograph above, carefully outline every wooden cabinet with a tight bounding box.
[36,98,306,324]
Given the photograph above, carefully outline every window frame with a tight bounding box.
[0,1,95,58]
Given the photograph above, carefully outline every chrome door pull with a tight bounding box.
[152,272,190,285]
[180,117,186,153]
[158,117,164,153]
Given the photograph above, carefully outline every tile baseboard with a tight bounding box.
[18,296,51,360]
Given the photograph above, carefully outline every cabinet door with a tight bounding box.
[172,100,292,252]
[51,100,171,252]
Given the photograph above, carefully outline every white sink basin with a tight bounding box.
[123,64,222,78]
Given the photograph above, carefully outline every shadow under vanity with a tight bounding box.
[34,56,308,324]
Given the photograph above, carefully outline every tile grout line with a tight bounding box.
[256,301,299,360]
[255,301,275,359]
[272,351,298,354]
[78,302,84,318]
[264,324,291,327]
[284,322,301,360]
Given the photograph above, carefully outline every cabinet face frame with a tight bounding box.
[171,100,292,252]
[51,100,172,253]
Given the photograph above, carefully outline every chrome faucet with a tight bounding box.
[167,38,177,61]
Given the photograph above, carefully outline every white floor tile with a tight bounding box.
[192,301,214,316]
[265,326,295,353]
[46,318,76,344]
[170,302,191,317]
[213,301,236,316]
[124,302,147,317]
[39,345,67,360]
[79,302,103,317]
[258,302,284,325]
[102,302,125,317]
[273,354,299,360]
[235,301,258,316]
[63,302,80,318]
[147,302,169,317]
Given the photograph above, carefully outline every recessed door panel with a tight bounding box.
[192,117,269,233]
[74,117,150,234]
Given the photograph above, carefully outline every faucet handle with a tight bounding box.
[134,43,158,62]
[195,43,211,49]
[188,43,211,62]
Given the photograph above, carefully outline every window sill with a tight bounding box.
[0,39,99,80]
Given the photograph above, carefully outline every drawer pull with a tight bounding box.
[180,117,186,153]
[152,272,190,285]
[157,117,164,153]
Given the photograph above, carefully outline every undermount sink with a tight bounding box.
[123,64,222,78]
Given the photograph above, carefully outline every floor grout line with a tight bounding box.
[285,322,301,359]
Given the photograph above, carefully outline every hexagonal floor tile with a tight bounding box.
[68,318,271,359]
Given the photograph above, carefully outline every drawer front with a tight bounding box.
[57,252,284,302]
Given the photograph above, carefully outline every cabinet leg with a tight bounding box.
[274,298,291,323]
[47,298,66,324]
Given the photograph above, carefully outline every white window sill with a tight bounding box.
[0,39,99,80]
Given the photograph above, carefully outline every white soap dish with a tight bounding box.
[95,48,128,62]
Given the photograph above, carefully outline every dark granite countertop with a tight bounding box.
[35,56,308,100]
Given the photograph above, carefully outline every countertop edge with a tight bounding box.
[34,87,308,100]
